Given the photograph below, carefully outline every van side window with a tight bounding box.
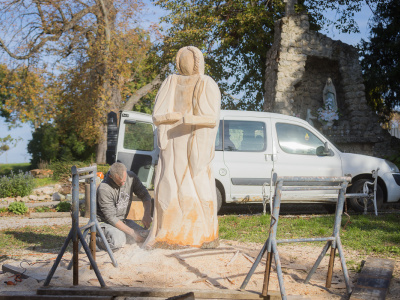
[276,123,324,155]
[223,120,266,152]
[123,122,154,151]
[215,120,223,151]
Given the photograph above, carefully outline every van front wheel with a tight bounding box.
[216,186,223,213]
[348,179,383,213]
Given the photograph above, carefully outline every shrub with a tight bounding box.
[0,171,35,198]
[8,202,28,215]
[56,201,71,212]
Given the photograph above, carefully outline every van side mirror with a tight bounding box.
[316,142,331,156]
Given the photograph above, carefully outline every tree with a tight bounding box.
[152,0,366,110]
[27,123,94,167]
[0,64,58,128]
[360,0,400,122]
[0,0,158,163]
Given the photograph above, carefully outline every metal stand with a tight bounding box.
[240,176,353,300]
[43,165,117,287]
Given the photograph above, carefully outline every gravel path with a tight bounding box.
[0,216,89,230]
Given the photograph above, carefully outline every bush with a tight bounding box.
[8,202,28,215]
[0,171,35,198]
[56,201,71,212]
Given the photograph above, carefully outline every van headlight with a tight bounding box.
[385,160,399,173]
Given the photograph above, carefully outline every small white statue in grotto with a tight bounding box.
[143,46,221,249]
[323,77,338,112]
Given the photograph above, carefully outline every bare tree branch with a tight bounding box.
[122,74,163,111]
[0,3,97,60]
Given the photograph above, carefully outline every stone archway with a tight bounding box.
[263,13,397,157]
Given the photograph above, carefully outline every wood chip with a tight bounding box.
[225,276,235,284]
[192,276,207,283]
[226,250,239,267]
[242,253,255,264]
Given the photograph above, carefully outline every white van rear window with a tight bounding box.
[123,122,154,151]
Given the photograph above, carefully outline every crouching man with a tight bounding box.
[96,162,152,251]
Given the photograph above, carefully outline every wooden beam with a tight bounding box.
[2,264,50,282]
[350,257,395,300]
[29,212,71,219]
[37,286,281,299]
[0,292,112,300]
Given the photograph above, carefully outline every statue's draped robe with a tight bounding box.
[144,74,221,248]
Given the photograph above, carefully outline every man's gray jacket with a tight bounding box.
[96,170,151,226]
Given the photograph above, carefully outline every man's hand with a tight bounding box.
[114,220,145,243]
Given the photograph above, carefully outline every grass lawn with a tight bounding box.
[219,213,400,258]
[0,224,71,255]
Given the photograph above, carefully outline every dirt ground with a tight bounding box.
[1,239,399,299]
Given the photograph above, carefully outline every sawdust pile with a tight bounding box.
[1,240,362,299]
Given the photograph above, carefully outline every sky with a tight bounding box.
[0,2,374,164]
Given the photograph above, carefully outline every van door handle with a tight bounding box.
[265,154,277,161]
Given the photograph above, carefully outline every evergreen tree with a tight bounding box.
[360,0,400,121]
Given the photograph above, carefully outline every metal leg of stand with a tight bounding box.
[336,237,352,294]
[77,229,106,287]
[43,229,73,286]
[304,243,331,284]
[240,239,269,289]
[272,240,287,300]
[96,221,118,267]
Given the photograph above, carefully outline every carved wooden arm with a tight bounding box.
[183,115,216,127]
[153,112,183,126]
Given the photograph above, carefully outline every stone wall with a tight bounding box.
[264,13,398,157]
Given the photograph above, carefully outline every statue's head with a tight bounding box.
[176,46,205,76]
[326,78,332,85]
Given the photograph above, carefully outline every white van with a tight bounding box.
[112,110,400,212]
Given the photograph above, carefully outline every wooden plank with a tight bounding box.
[0,292,112,300]
[37,286,281,299]
[350,257,395,300]
[2,264,51,282]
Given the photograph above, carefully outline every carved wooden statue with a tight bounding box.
[143,46,221,248]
